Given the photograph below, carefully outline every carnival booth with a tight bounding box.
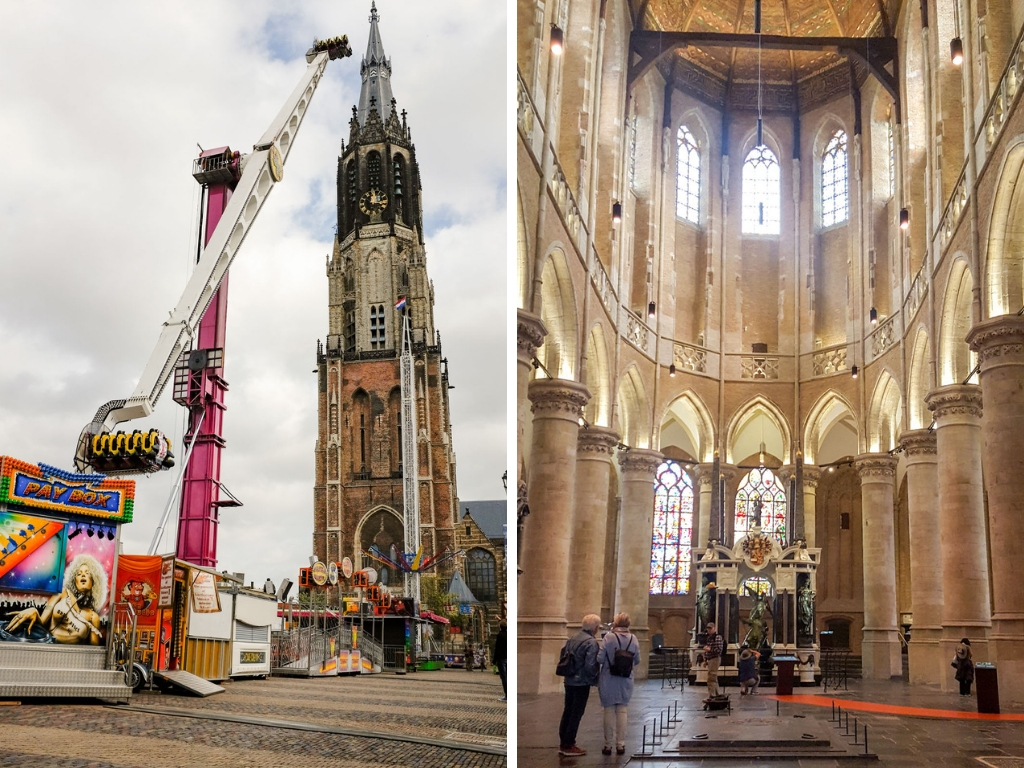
[0,456,135,701]
[690,524,821,687]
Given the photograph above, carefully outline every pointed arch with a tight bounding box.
[985,136,1024,317]
[725,396,791,465]
[906,327,931,429]
[658,390,715,463]
[356,506,405,588]
[866,369,904,452]
[803,390,859,465]
[584,323,612,427]
[614,365,651,449]
[938,257,976,385]
[812,117,849,228]
[536,247,579,379]
[741,139,782,235]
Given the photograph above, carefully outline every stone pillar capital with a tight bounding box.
[900,428,938,465]
[855,453,897,484]
[527,378,590,422]
[776,465,795,484]
[719,464,739,484]
[576,426,620,457]
[802,466,822,488]
[694,462,716,487]
[517,309,548,365]
[966,314,1024,370]
[617,447,664,477]
[925,384,983,424]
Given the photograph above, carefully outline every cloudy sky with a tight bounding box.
[0,2,506,590]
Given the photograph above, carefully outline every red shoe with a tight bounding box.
[559,745,587,756]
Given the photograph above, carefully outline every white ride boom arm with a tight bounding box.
[75,39,350,469]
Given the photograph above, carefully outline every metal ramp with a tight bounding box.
[153,670,224,697]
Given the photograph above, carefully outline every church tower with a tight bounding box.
[313,3,459,588]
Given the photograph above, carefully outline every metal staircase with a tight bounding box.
[0,645,131,702]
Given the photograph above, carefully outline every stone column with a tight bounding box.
[516,310,547,465]
[968,316,1024,706]
[693,463,715,549]
[567,426,619,628]
[926,385,991,691]
[855,454,902,679]
[900,429,943,685]
[518,377,589,695]
[614,447,664,680]
[800,467,821,548]
[719,464,738,545]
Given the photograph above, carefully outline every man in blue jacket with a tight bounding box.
[558,613,601,756]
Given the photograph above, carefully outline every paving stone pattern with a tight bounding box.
[518,676,1024,767]
[0,669,506,767]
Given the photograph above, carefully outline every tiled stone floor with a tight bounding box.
[0,669,506,767]
[518,676,1024,767]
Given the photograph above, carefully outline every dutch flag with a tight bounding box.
[395,296,407,311]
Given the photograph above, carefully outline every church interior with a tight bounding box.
[516,0,1024,712]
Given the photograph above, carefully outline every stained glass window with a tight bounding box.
[741,145,780,234]
[734,466,788,543]
[822,129,848,227]
[676,126,700,223]
[741,576,773,598]
[649,461,694,595]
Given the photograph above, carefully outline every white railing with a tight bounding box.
[741,356,780,379]
[673,342,708,373]
[868,313,898,359]
[590,252,618,322]
[812,344,848,376]
[903,264,928,323]
[623,309,654,356]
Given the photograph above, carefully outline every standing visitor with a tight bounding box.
[703,621,723,697]
[598,613,641,756]
[493,620,507,701]
[465,643,474,671]
[558,613,601,757]
[954,638,974,696]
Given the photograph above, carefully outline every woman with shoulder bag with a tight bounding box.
[598,613,642,756]
[953,638,974,696]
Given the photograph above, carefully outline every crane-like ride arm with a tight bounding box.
[75,36,352,475]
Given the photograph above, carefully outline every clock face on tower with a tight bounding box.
[359,188,389,217]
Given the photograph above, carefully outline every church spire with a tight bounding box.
[357,1,394,128]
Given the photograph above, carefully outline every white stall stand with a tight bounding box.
[229,588,277,678]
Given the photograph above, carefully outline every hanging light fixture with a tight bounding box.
[755,0,765,149]
[669,363,677,377]
[550,24,563,56]
[950,37,964,65]
[851,364,859,379]
[899,207,910,229]
[612,201,622,226]
[951,0,963,65]
[870,307,878,325]
[648,301,656,319]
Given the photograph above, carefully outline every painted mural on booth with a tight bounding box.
[0,511,117,645]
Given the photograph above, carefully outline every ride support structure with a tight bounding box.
[399,307,420,605]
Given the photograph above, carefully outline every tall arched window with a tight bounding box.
[741,145,780,234]
[734,466,788,543]
[465,548,496,602]
[649,461,694,595]
[822,129,849,227]
[676,126,700,223]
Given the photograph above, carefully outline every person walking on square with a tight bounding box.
[558,614,601,757]
[598,612,641,756]
[493,620,507,701]
[954,638,974,696]
[738,644,760,695]
[704,621,723,697]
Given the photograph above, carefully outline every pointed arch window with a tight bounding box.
[734,466,788,543]
[822,129,849,227]
[741,145,780,234]
[676,126,700,224]
[466,548,497,602]
[649,461,694,595]
[370,304,386,349]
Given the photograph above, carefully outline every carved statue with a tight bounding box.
[798,584,816,636]
[742,588,772,649]
[697,581,716,626]
[749,497,764,528]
